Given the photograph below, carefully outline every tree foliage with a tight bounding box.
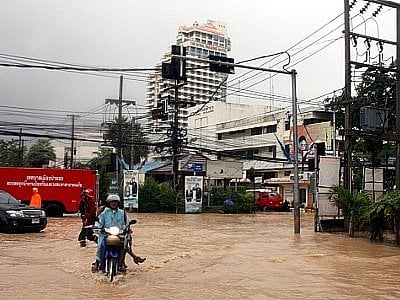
[355,68,396,131]
[325,67,396,189]
[326,68,395,131]
[103,117,149,168]
[0,139,24,167]
[25,139,56,167]
[375,191,400,245]
[86,147,114,203]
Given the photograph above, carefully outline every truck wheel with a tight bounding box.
[45,204,64,217]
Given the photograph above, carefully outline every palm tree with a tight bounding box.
[328,185,371,236]
[377,191,400,245]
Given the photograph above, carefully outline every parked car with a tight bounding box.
[0,190,47,233]
[250,189,289,211]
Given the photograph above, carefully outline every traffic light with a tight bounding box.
[162,45,186,81]
[308,158,315,171]
[160,100,168,121]
[106,153,117,172]
[151,100,168,121]
[209,55,235,74]
[315,142,326,156]
[151,108,161,120]
[162,62,175,80]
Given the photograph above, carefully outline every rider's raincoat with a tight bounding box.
[95,207,126,263]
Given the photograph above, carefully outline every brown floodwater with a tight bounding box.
[1,212,399,300]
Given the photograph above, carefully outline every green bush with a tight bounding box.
[159,182,178,213]
[138,180,254,214]
[328,185,372,231]
[211,186,254,213]
[236,191,255,213]
[138,177,161,212]
[138,178,182,213]
[376,191,400,244]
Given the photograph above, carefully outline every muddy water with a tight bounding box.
[1,212,400,300]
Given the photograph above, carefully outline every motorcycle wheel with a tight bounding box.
[107,257,118,282]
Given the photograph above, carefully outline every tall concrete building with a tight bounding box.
[146,20,232,133]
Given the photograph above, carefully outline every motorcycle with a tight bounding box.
[98,219,137,282]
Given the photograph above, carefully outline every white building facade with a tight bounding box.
[187,101,334,179]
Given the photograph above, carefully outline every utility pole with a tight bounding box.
[161,45,188,193]
[291,70,300,234]
[118,75,123,159]
[67,114,79,169]
[105,76,136,191]
[18,128,23,166]
[396,3,400,189]
[344,0,352,190]
[172,81,180,192]
[105,76,136,158]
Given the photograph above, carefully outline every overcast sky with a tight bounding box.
[0,0,398,129]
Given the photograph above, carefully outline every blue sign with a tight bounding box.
[188,163,203,172]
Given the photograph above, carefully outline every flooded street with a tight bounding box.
[1,212,400,299]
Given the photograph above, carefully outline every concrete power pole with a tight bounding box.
[396,4,400,189]
[18,128,23,166]
[172,82,180,192]
[105,76,136,190]
[67,114,79,169]
[118,75,123,159]
[344,0,352,190]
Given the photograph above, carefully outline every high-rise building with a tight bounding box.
[146,20,232,133]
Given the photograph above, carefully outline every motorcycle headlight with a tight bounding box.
[106,226,121,235]
[6,210,24,218]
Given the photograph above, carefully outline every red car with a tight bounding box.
[251,189,288,211]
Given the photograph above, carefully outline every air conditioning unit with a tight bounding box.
[289,173,306,180]
[303,172,314,180]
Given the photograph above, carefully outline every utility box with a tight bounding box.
[360,106,388,132]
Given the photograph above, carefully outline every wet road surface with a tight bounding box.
[1,212,399,299]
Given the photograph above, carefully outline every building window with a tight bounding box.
[228,129,245,135]
[285,144,290,155]
[246,148,259,158]
[285,121,290,131]
[264,124,277,133]
[251,127,262,136]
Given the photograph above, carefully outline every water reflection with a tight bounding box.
[0,212,399,299]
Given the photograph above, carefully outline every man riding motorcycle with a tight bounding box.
[91,194,145,273]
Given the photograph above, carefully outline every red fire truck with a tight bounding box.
[0,167,98,217]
